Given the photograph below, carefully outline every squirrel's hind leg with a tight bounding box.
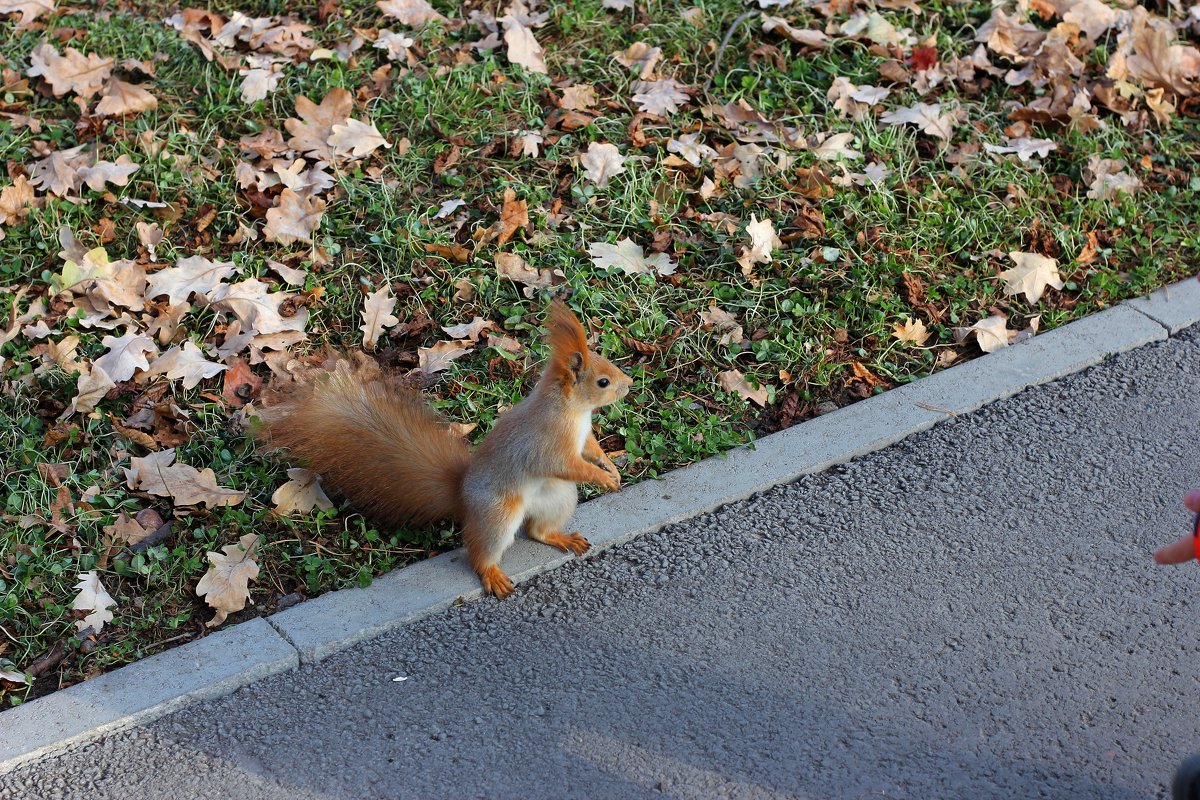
[463,497,524,599]
[525,479,589,556]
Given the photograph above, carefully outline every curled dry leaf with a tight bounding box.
[360,285,400,348]
[0,175,35,239]
[587,238,676,276]
[494,252,564,298]
[631,79,689,116]
[500,2,548,74]
[998,252,1064,304]
[144,341,228,389]
[982,137,1056,161]
[0,0,55,28]
[103,511,152,547]
[580,142,625,187]
[717,369,769,407]
[27,42,113,99]
[496,187,529,246]
[263,187,326,244]
[329,118,390,160]
[699,304,743,345]
[65,365,116,418]
[441,316,494,342]
[892,317,930,346]
[95,79,158,116]
[737,214,783,280]
[147,255,238,304]
[272,468,334,515]
[958,315,1014,353]
[72,570,117,633]
[94,329,157,382]
[879,101,959,141]
[418,339,472,373]
[196,533,260,627]
[376,0,447,26]
[667,133,717,167]
[124,448,247,508]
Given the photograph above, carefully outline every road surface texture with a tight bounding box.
[4,324,1200,800]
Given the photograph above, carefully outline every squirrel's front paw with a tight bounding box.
[598,467,621,492]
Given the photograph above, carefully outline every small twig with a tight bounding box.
[26,640,67,678]
[704,10,756,94]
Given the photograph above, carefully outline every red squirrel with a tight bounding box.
[258,300,632,598]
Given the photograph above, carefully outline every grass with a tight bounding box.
[2,0,1198,705]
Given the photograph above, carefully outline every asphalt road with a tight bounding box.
[4,324,1199,800]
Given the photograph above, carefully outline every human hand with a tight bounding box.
[1153,490,1200,565]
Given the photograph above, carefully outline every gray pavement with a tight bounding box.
[4,323,1200,800]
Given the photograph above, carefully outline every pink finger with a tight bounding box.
[1155,536,1196,565]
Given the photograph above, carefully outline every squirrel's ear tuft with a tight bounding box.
[546,299,590,384]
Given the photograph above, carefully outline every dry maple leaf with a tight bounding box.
[144,341,228,389]
[27,144,89,197]
[0,0,54,28]
[879,101,959,141]
[737,214,783,279]
[77,155,140,192]
[580,142,626,187]
[102,511,152,546]
[999,252,1064,304]
[892,317,930,346]
[496,188,529,245]
[196,533,260,627]
[94,329,157,382]
[360,285,400,348]
[631,78,689,116]
[983,137,1056,161]
[959,315,1013,353]
[329,118,390,160]
[494,252,565,298]
[72,571,117,633]
[263,188,326,244]
[207,277,310,336]
[0,175,35,237]
[587,238,676,276]
[717,369,769,407]
[699,304,743,345]
[560,84,597,110]
[285,88,353,160]
[147,255,238,304]
[418,339,472,373]
[376,0,447,26]
[124,448,247,508]
[272,468,334,515]
[500,3,548,74]
[65,365,116,418]
[441,316,494,342]
[27,42,113,99]
[667,134,717,167]
[1085,156,1142,200]
[95,79,158,116]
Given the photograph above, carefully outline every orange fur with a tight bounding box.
[545,299,590,387]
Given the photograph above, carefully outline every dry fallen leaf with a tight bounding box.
[103,512,152,547]
[494,252,564,298]
[65,365,116,418]
[0,0,55,28]
[27,42,113,99]
[737,214,783,280]
[496,187,529,246]
[285,88,353,161]
[196,533,260,627]
[77,156,141,192]
[441,316,495,342]
[418,339,473,373]
[208,278,310,336]
[95,78,158,116]
[560,84,597,110]
[376,0,447,26]
[587,238,676,276]
[631,78,689,116]
[72,570,117,633]
[959,314,1014,353]
[500,2,548,74]
[879,101,959,141]
[94,329,157,382]
[263,188,326,244]
[329,118,390,160]
[0,175,35,238]
[667,133,717,167]
[718,369,769,406]
[699,304,743,345]
[124,448,247,507]
[143,341,228,389]
[147,255,238,304]
[272,468,334,515]
[892,317,930,346]
[360,285,400,348]
[27,144,89,197]
[983,137,1057,161]
[999,252,1064,304]
[1085,156,1142,200]
[580,142,626,187]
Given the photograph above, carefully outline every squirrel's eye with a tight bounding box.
[597,378,610,388]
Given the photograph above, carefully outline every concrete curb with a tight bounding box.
[2,277,1192,771]
[0,618,296,771]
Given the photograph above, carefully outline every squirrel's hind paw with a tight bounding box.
[480,565,515,599]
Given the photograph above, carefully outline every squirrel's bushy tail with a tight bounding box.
[258,362,471,527]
